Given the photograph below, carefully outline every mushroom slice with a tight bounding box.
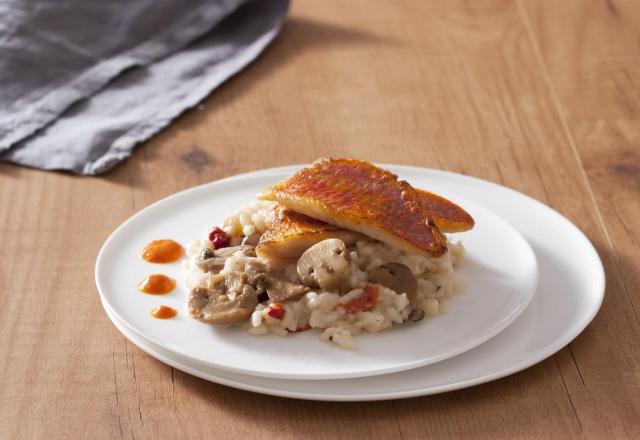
[409,308,425,322]
[241,233,262,246]
[187,284,258,325]
[244,260,267,285]
[264,273,310,303]
[368,262,418,306]
[195,245,256,274]
[214,245,256,258]
[224,272,247,294]
[297,238,351,292]
[194,248,225,273]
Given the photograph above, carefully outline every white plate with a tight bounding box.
[98,165,604,401]
[96,167,538,379]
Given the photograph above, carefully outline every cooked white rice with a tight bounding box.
[184,201,465,349]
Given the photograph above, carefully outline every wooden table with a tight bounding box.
[1,1,639,438]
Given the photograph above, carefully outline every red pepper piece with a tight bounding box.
[208,226,230,250]
[267,303,286,320]
[342,284,379,313]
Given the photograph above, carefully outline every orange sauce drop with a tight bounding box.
[138,274,176,295]
[141,239,184,263]
[150,305,177,319]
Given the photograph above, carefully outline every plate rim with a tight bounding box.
[95,165,540,379]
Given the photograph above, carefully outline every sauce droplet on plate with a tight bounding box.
[150,305,177,319]
[138,274,176,295]
[141,239,184,263]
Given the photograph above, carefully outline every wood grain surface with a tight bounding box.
[1,1,638,438]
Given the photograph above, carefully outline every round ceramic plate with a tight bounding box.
[96,167,538,379]
[98,165,604,401]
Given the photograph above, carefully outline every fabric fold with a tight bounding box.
[0,0,289,174]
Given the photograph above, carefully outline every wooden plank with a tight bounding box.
[0,0,636,438]
[520,0,640,437]
[0,166,137,439]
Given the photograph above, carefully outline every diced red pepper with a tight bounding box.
[208,226,230,250]
[342,284,379,313]
[267,303,286,320]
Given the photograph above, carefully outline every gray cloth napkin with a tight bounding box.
[0,0,289,174]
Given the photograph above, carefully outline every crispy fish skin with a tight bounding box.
[256,205,364,260]
[258,158,448,257]
[260,165,474,234]
[414,189,474,232]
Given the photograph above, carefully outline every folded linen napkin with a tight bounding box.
[0,0,289,174]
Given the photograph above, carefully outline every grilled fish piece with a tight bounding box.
[414,189,474,233]
[256,205,364,260]
[258,158,448,257]
[257,193,473,261]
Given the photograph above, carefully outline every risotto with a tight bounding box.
[185,201,465,349]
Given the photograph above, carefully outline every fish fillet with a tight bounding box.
[257,193,473,260]
[256,205,364,260]
[258,158,448,257]
[414,189,474,232]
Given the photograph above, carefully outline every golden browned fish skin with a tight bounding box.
[414,189,474,232]
[258,158,448,257]
[260,188,475,237]
[256,205,365,260]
